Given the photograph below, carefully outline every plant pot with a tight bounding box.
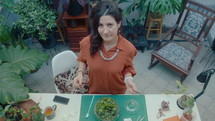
[38,31,57,49]
[67,0,84,16]
[1,99,38,121]
[12,26,29,41]
[17,99,38,121]
[4,105,23,121]
[149,13,164,19]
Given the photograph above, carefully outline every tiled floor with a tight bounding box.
[24,41,215,121]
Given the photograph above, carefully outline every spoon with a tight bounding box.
[85,95,95,118]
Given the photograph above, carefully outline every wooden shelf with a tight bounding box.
[65,19,88,31]
[63,12,88,19]
[62,4,89,52]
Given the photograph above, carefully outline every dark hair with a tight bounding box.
[89,0,123,56]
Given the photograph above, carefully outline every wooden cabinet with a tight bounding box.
[62,5,89,52]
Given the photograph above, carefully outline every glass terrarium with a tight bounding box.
[94,97,119,121]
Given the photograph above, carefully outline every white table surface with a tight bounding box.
[29,93,201,121]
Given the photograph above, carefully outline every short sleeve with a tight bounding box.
[77,36,91,63]
[122,46,137,76]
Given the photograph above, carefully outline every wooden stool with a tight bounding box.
[146,16,163,40]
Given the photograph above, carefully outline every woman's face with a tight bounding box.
[98,15,121,43]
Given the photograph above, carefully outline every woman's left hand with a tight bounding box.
[125,78,137,94]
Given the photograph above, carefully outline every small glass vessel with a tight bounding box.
[124,99,139,114]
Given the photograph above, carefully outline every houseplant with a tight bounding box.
[0,101,45,121]
[0,15,15,46]
[123,0,183,26]
[0,15,27,48]
[29,103,45,121]
[118,0,183,48]
[0,45,49,105]
[13,0,57,42]
[0,0,57,48]
[0,104,28,121]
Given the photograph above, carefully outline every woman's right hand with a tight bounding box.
[73,73,83,88]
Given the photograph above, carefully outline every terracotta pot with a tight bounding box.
[3,105,24,121]
[0,99,37,121]
[17,99,37,121]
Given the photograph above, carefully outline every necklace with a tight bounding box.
[99,49,120,61]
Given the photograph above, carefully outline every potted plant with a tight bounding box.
[115,0,183,48]
[0,100,45,121]
[0,15,26,47]
[0,104,29,121]
[1,0,57,47]
[0,0,57,48]
[29,104,45,121]
[123,0,183,25]
[67,0,85,16]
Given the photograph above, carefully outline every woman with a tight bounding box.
[73,0,137,94]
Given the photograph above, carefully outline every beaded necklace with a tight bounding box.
[99,49,119,61]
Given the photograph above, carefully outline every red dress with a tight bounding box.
[77,35,137,94]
